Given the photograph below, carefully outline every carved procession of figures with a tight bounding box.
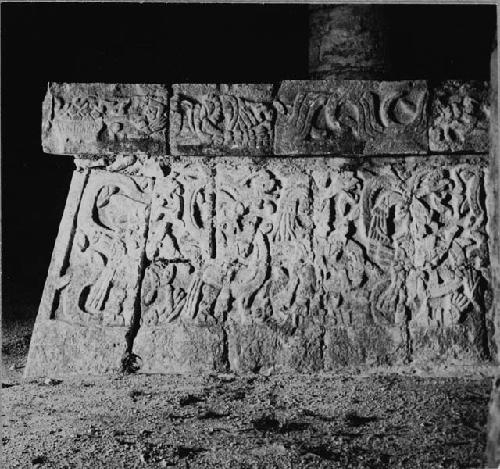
[44,160,490,345]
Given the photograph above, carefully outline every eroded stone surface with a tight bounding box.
[274,80,428,156]
[42,83,168,155]
[170,84,275,156]
[429,81,490,153]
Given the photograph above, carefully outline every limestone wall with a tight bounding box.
[25,80,493,375]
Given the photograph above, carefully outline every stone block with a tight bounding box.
[274,80,428,156]
[133,323,227,374]
[226,322,325,373]
[324,325,406,368]
[42,83,168,156]
[429,81,490,153]
[227,322,285,372]
[284,325,325,372]
[410,324,489,365]
[24,319,126,377]
[170,84,275,156]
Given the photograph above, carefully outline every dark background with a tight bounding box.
[1,3,496,321]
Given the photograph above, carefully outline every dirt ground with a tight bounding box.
[2,317,496,469]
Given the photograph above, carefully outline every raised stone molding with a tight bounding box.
[25,155,494,375]
[41,81,490,160]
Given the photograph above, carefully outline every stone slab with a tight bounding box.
[133,323,227,374]
[42,83,168,156]
[274,80,428,156]
[24,319,126,377]
[225,322,328,373]
[170,84,275,156]
[429,81,490,153]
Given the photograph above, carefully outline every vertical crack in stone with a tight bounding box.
[213,163,230,371]
[404,303,413,364]
[210,163,217,260]
[318,325,325,371]
[121,176,154,373]
[477,169,493,360]
[220,325,230,372]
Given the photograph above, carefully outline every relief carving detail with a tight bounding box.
[42,83,168,155]
[171,84,276,156]
[275,80,428,156]
[49,170,152,327]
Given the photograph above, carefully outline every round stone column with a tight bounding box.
[309,5,392,79]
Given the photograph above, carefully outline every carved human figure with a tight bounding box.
[51,172,150,327]
[147,166,213,263]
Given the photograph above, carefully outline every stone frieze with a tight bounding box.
[41,81,490,159]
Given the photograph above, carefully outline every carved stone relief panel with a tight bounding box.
[215,163,314,333]
[49,170,152,327]
[362,160,491,360]
[28,155,493,375]
[429,81,490,153]
[136,157,491,365]
[312,168,377,328]
[274,80,428,156]
[42,83,168,155]
[141,162,219,327]
[170,84,276,156]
